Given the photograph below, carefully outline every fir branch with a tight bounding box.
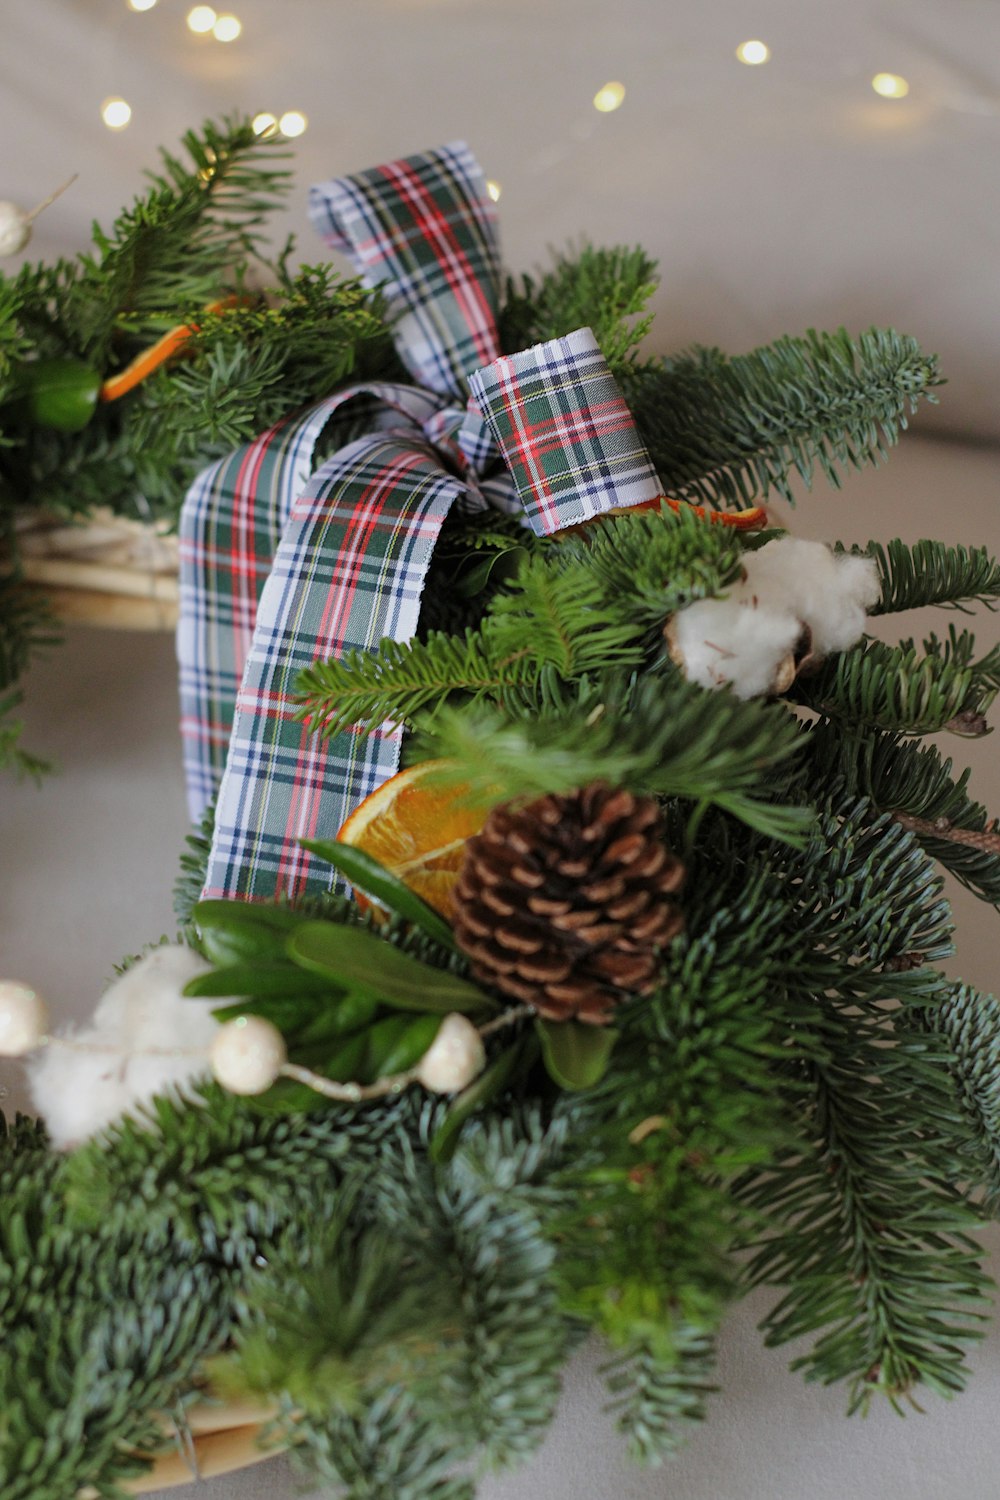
[850,537,1000,616]
[297,628,542,743]
[297,508,746,742]
[804,723,1000,906]
[173,796,216,926]
[618,327,942,509]
[499,244,659,368]
[795,629,1000,737]
[603,1324,719,1464]
[416,673,812,844]
[485,554,647,677]
[554,501,745,632]
[290,1388,475,1500]
[732,808,988,1411]
[912,984,1000,1213]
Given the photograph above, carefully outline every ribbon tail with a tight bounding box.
[201,432,472,903]
[177,383,447,821]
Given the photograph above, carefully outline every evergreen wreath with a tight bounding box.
[1,120,999,1500]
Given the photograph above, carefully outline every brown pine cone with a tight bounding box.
[451,782,685,1025]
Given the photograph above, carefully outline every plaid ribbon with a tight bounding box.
[181,143,662,903]
[469,328,663,532]
[308,140,502,398]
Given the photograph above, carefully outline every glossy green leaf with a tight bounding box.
[300,838,456,950]
[288,922,497,1015]
[209,990,378,1041]
[363,1013,442,1081]
[192,900,305,965]
[535,1017,618,1091]
[183,962,336,999]
[25,357,101,432]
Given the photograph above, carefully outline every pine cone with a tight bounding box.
[451,782,685,1025]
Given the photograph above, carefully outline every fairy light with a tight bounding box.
[736,39,770,66]
[212,13,242,41]
[252,112,278,137]
[127,0,158,10]
[593,81,626,113]
[101,98,132,130]
[872,72,910,99]
[186,5,216,33]
[486,179,502,203]
[279,110,308,138]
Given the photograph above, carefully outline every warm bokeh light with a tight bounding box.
[252,112,278,137]
[486,180,502,203]
[186,5,216,33]
[101,97,132,130]
[872,72,910,99]
[279,111,308,138]
[127,0,158,11]
[212,13,242,41]
[736,39,771,65]
[593,81,626,113]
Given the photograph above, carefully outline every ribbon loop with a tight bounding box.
[309,141,502,399]
[468,327,663,535]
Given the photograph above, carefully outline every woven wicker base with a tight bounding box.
[77,1400,284,1495]
[16,508,179,631]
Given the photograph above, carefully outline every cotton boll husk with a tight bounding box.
[668,594,802,699]
[29,944,219,1150]
[742,537,880,654]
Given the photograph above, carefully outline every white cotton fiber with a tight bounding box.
[668,594,803,699]
[29,945,219,1150]
[742,537,881,655]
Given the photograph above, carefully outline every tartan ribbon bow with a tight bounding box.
[177,141,662,903]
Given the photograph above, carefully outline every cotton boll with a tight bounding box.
[742,538,880,655]
[28,944,218,1150]
[29,1037,136,1150]
[667,594,803,699]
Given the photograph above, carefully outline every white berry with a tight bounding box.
[0,980,49,1056]
[415,1013,486,1094]
[210,1016,287,1095]
[0,203,31,257]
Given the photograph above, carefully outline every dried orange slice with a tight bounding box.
[336,761,494,920]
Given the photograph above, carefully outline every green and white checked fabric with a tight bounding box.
[309,140,502,398]
[205,432,469,899]
[469,327,662,533]
[183,142,665,904]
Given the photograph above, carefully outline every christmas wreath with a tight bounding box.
[2,121,1000,1500]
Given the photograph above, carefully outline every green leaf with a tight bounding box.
[363,1013,442,1081]
[183,961,338,999]
[300,838,457,951]
[536,1017,618,1091]
[288,922,498,1015]
[192,899,305,965]
[429,1040,529,1164]
[209,990,379,1042]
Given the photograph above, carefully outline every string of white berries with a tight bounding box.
[0,952,490,1145]
[0,174,77,257]
[667,535,881,698]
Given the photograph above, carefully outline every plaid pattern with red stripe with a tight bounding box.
[468,327,662,534]
[182,145,665,905]
[202,431,471,900]
[309,141,502,398]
